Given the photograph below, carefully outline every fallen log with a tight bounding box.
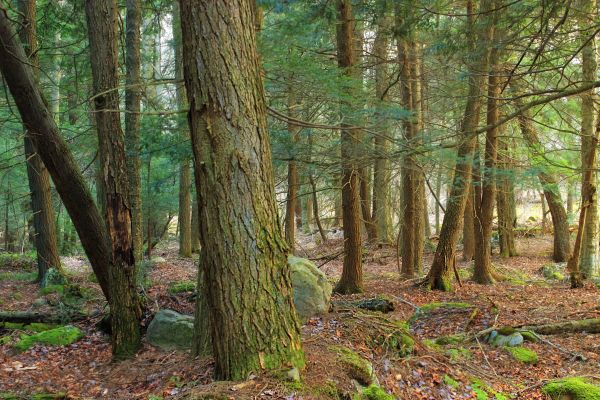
[0,311,87,324]
[332,297,395,313]
[520,318,600,335]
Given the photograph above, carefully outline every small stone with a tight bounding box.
[286,367,300,382]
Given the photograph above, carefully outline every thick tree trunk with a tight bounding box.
[125,0,143,266]
[0,5,112,298]
[180,0,304,379]
[462,183,475,261]
[334,0,363,294]
[16,0,62,281]
[85,0,142,359]
[496,137,518,257]
[191,198,200,253]
[427,0,495,290]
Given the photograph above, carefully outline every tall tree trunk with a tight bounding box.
[514,98,571,262]
[426,0,495,290]
[125,0,143,265]
[577,0,599,278]
[16,0,62,281]
[284,88,300,252]
[85,0,142,359]
[435,166,442,234]
[334,0,363,294]
[473,52,500,284]
[180,0,304,380]
[372,11,393,244]
[191,198,200,253]
[173,2,192,258]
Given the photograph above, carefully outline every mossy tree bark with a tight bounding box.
[125,0,143,267]
[334,0,364,294]
[426,0,495,290]
[85,0,142,359]
[16,0,62,282]
[180,0,304,380]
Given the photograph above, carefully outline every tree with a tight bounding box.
[284,87,300,252]
[125,0,143,267]
[179,0,304,380]
[16,0,62,282]
[334,0,364,294]
[85,0,142,358]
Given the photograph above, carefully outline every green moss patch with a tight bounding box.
[333,346,377,386]
[168,280,196,294]
[359,384,395,400]
[519,330,539,343]
[14,325,84,352]
[0,271,37,282]
[542,377,600,400]
[435,333,467,345]
[444,374,460,389]
[505,346,538,364]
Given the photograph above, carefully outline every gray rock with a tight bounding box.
[41,268,67,288]
[489,331,523,347]
[147,309,194,350]
[288,256,332,322]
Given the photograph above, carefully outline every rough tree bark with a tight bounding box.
[462,184,475,261]
[426,0,495,290]
[16,0,62,282]
[85,0,142,359]
[125,0,143,266]
[180,0,304,379]
[334,0,363,294]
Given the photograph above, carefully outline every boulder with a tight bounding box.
[288,256,332,322]
[488,331,524,347]
[147,309,194,350]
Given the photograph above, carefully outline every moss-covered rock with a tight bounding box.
[14,325,83,351]
[288,256,332,322]
[168,280,196,294]
[146,309,194,350]
[542,377,600,400]
[519,330,539,343]
[333,346,378,386]
[505,346,538,364]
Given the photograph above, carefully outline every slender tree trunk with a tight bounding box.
[180,0,304,379]
[334,0,363,294]
[16,0,62,281]
[309,175,328,244]
[284,88,300,251]
[372,12,393,244]
[473,54,500,284]
[125,0,143,265]
[435,166,442,234]
[496,136,518,257]
[172,2,192,258]
[427,0,495,290]
[567,180,575,222]
[85,0,142,359]
[578,0,599,278]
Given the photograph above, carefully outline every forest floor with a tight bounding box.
[0,234,599,399]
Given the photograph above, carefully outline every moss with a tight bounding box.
[423,339,442,351]
[14,325,84,352]
[0,336,11,345]
[497,327,517,336]
[435,333,467,345]
[168,280,196,294]
[31,393,67,399]
[333,346,377,385]
[0,271,37,281]
[542,377,600,399]
[40,284,65,295]
[519,330,539,343]
[447,347,472,361]
[0,393,18,400]
[505,346,538,364]
[360,385,394,400]
[1,322,25,330]
[444,374,460,389]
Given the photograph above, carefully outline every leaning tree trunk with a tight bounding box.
[427,0,495,291]
[172,3,192,258]
[125,0,143,266]
[0,5,113,298]
[513,93,571,262]
[180,0,304,380]
[334,0,363,294]
[85,0,142,359]
[16,0,62,282]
